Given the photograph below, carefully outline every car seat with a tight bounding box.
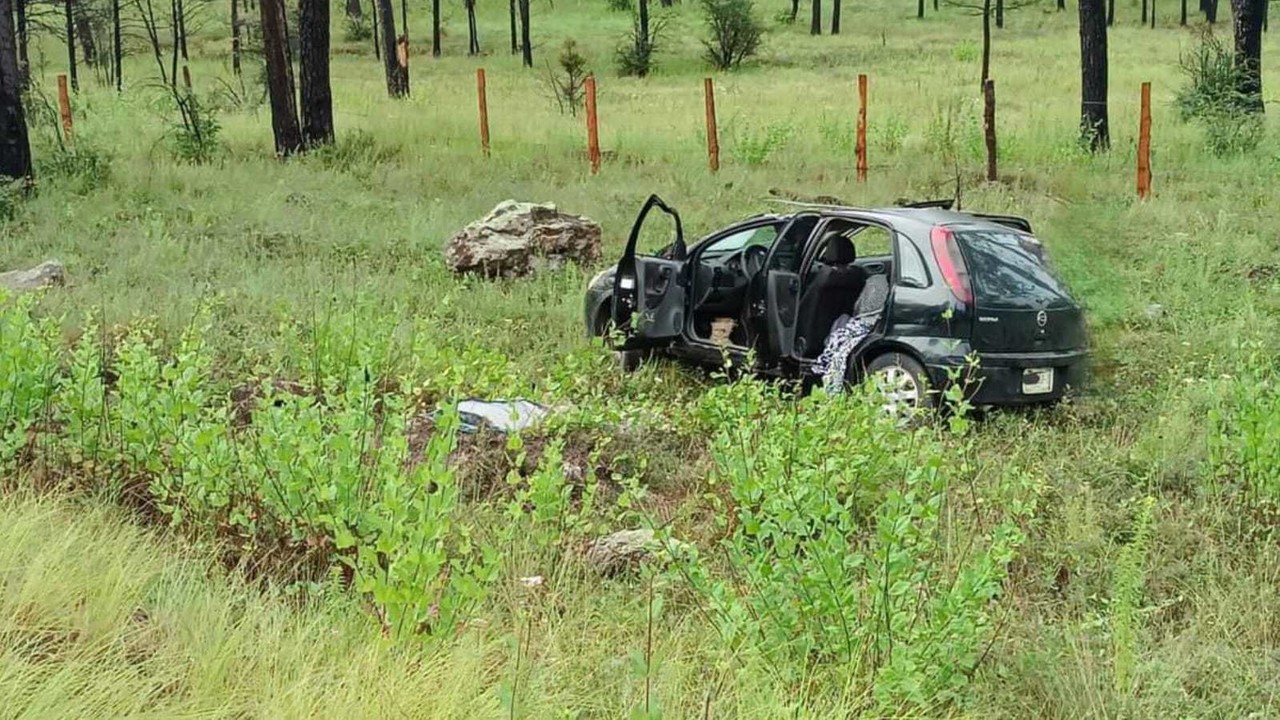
[795,236,868,357]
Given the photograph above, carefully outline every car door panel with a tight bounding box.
[765,270,800,358]
[612,195,688,350]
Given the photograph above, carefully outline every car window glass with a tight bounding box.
[851,226,892,258]
[767,216,819,274]
[897,234,930,287]
[958,230,1074,309]
[701,224,781,258]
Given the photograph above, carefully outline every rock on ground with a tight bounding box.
[444,201,601,278]
[0,260,65,293]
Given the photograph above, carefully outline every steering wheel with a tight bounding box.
[742,245,768,278]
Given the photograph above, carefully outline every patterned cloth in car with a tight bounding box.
[813,314,872,394]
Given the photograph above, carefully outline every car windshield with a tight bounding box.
[957,229,1075,309]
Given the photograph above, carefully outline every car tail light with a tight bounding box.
[930,225,973,305]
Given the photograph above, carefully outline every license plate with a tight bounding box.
[1022,368,1054,395]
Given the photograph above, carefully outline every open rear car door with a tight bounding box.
[611,195,689,351]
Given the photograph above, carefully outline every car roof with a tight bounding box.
[761,203,1030,234]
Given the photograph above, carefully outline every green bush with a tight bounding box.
[0,292,61,469]
[669,377,1032,711]
[701,0,764,71]
[1210,345,1280,507]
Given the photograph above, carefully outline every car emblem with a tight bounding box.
[1036,310,1048,328]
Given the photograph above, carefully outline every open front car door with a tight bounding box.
[611,195,689,351]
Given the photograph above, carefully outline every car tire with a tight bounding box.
[862,352,934,415]
[617,349,645,372]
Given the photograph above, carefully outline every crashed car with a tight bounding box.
[584,195,1088,407]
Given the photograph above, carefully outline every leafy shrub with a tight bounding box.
[875,113,909,154]
[40,141,113,191]
[605,0,634,11]
[701,0,764,71]
[1209,345,1280,507]
[547,39,591,116]
[0,292,61,469]
[731,121,792,165]
[1175,30,1266,157]
[344,15,373,42]
[1111,496,1155,694]
[669,377,1032,711]
[167,91,222,164]
[952,39,980,63]
[616,12,668,77]
[312,129,402,176]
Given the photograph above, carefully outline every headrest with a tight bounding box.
[819,236,856,265]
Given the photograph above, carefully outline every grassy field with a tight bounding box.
[4,0,1280,716]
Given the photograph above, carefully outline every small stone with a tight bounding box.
[1144,303,1164,320]
[585,529,656,575]
[0,260,65,293]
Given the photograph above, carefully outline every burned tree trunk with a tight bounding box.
[113,0,121,89]
[996,0,1004,27]
[0,0,32,182]
[1141,0,1147,23]
[299,0,334,146]
[918,0,924,18]
[1205,0,1217,23]
[64,0,78,90]
[74,7,96,65]
[1079,0,1109,150]
[259,0,304,154]
[375,0,408,96]
[831,0,841,32]
[1107,0,1114,24]
[370,0,380,58]
[346,0,361,18]
[15,0,27,88]
[232,0,242,75]
[1181,0,1187,24]
[177,0,188,59]
[790,0,800,21]
[509,0,518,53]
[810,0,821,33]
[466,0,479,54]
[432,0,441,56]
[1233,0,1265,111]
[980,0,991,88]
[519,0,532,67]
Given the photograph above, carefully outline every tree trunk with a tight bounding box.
[519,0,532,67]
[1141,0,1147,23]
[232,0,242,75]
[509,0,518,53]
[1058,0,1065,9]
[1079,0,1109,150]
[466,0,479,53]
[640,0,649,45]
[981,0,991,88]
[1107,0,1114,24]
[177,0,188,60]
[432,0,441,56]
[1233,0,1265,111]
[996,0,1004,27]
[982,79,997,181]
[259,0,303,154]
[113,0,121,89]
[790,0,800,21]
[831,0,841,32]
[74,9,95,65]
[401,0,408,41]
[0,0,32,182]
[1150,0,1155,25]
[370,0,380,58]
[1205,0,1217,23]
[346,0,362,19]
[918,0,924,19]
[299,0,334,147]
[811,0,821,33]
[64,0,78,91]
[375,0,408,96]
[1181,0,1187,24]
[15,0,27,89]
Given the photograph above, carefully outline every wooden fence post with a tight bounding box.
[585,74,601,175]
[856,73,868,182]
[477,68,490,157]
[56,74,73,144]
[704,77,720,173]
[983,78,997,182]
[1137,82,1152,199]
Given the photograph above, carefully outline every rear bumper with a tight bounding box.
[925,349,1088,406]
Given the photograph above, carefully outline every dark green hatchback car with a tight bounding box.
[584,196,1088,407]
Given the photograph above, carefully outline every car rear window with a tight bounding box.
[957,230,1074,309]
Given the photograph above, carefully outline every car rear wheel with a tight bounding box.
[863,352,933,417]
